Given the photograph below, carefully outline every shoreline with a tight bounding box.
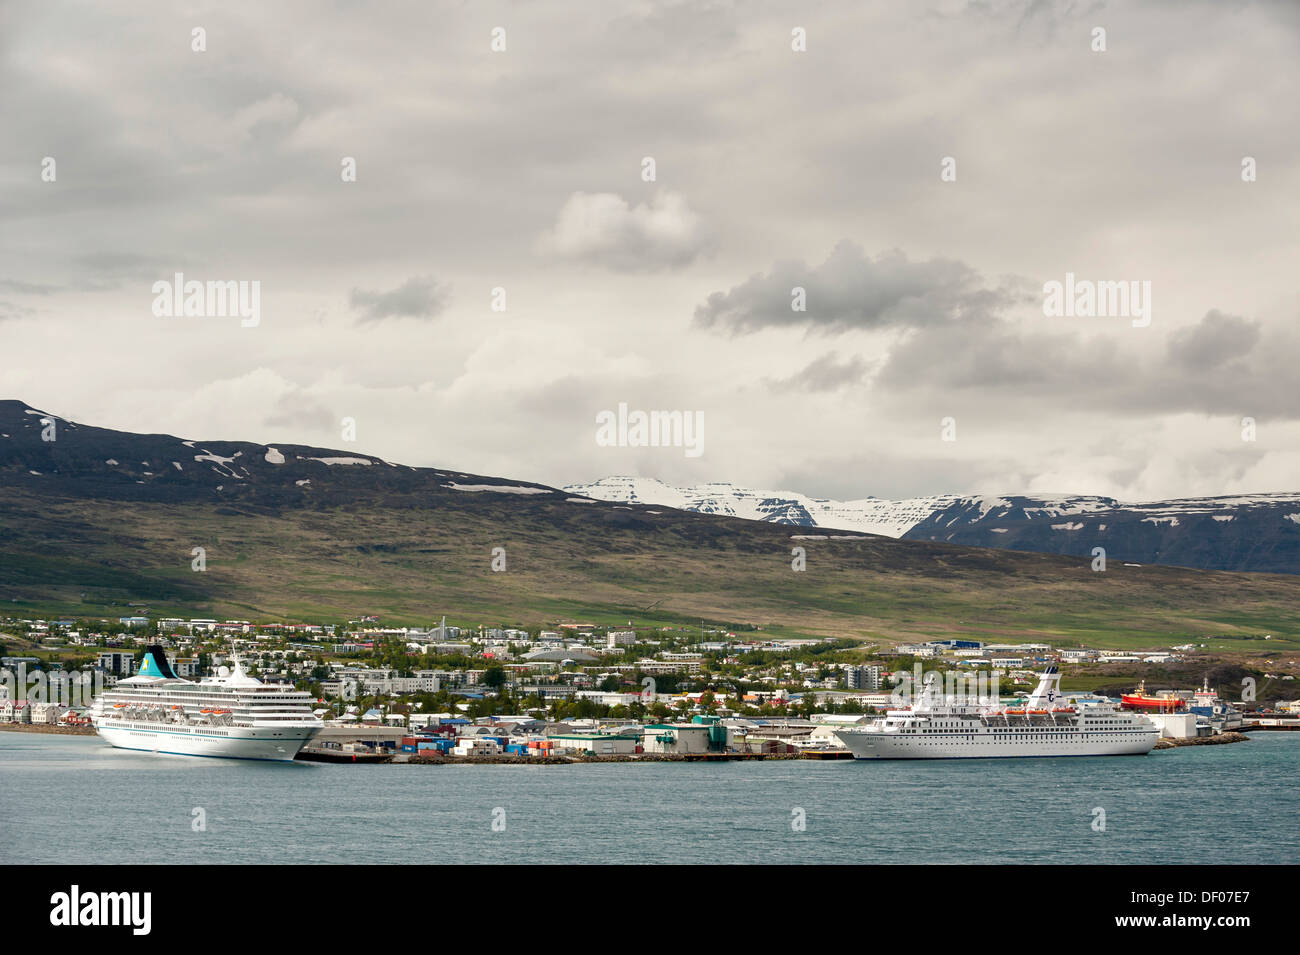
[1153,731,1249,749]
[303,750,826,765]
[0,722,95,736]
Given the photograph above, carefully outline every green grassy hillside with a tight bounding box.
[3,488,1299,649]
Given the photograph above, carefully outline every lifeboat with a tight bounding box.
[113,703,125,709]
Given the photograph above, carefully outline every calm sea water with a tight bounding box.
[2,732,1296,865]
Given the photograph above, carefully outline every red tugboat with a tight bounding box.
[1121,680,1186,712]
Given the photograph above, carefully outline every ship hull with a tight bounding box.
[94,722,320,761]
[1121,696,1184,711]
[836,730,1158,759]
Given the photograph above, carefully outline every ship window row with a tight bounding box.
[120,723,230,736]
[896,740,1136,746]
[900,732,1142,736]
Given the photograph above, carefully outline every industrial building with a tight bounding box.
[640,722,723,754]
[548,734,639,755]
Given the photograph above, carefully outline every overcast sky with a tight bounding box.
[2,0,1298,502]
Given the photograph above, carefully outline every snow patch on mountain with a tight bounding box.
[566,478,1300,545]
[564,476,958,537]
[306,456,373,466]
[444,483,551,495]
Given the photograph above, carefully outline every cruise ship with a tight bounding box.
[89,646,322,761]
[835,666,1158,759]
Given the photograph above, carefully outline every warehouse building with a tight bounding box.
[548,734,639,755]
[640,723,717,754]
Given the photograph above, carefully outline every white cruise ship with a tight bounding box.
[836,666,1158,759]
[89,646,322,761]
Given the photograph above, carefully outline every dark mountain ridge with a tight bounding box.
[905,493,1300,575]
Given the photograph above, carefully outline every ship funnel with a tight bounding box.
[1026,666,1063,708]
[137,645,179,680]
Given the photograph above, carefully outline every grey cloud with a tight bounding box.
[1,252,179,296]
[769,353,871,393]
[0,279,60,295]
[878,321,1136,393]
[0,300,33,321]
[73,252,182,291]
[1167,310,1260,371]
[76,251,170,275]
[0,280,57,294]
[877,304,1300,421]
[265,392,335,432]
[775,453,1016,502]
[708,242,1298,421]
[512,376,591,419]
[350,276,450,323]
[695,242,1024,335]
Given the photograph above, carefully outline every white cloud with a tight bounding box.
[537,191,708,271]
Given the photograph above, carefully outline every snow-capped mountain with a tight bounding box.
[564,476,959,538]
[906,492,1300,574]
[565,477,1300,574]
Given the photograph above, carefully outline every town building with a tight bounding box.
[98,651,134,676]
